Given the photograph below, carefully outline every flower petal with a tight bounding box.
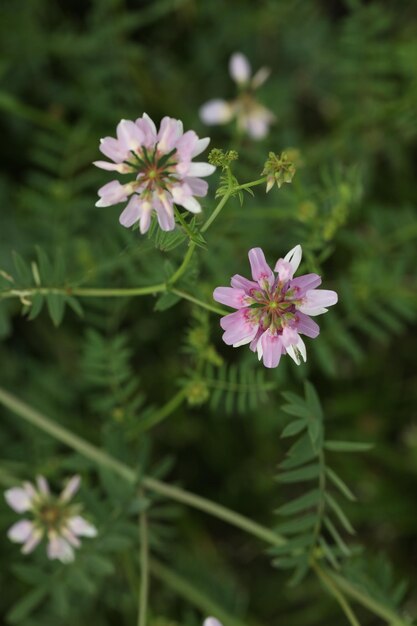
[22,529,43,554]
[184,162,216,178]
[192,137,210,158]
[259,330,283,368]
[289,273,321,296]
[229,52,251,84]
[295,312,320,338]
[47,535,75,563]
[203,619,223,626]
[213,287,248,309]
[220,309,259,347]
[4,487,33,513]
[230,274,259,294]
[286,335,307,365]
[36,476,50,496]
[199,99,235,125]
[8,520,34,543]
[248,248,274,287]
[60,475,81,502]
[298,289,338,316]
[67,515,98,538]
[119,195,141,228]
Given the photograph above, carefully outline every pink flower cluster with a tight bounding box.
[94,114,215,233]
[5,475,97,563]
[213,245,338,368]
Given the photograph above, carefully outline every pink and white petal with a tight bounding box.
[116,119,144,152]
[22,529,43,554]
[286,335,307,365]
[275,259,294,283]
[141,112,157,136]
[175,130,198,161]
[191,137,210,158]
[260,331,283,368]
[96,180,130,208]
[184,177,208,197]
[283,244,302,274]
[36,476,50,496]
[199,99,235,125]
[4,487,33,513]
[249,327,263,353]
[281,326,300,348]
[68,515,98,538]
[158,117,183,152]
[61,526,81,548]
[93,160,129,173]
[229,52,251,84]
[251,66,271,89]
[119,195,141,228]
[220,310,259,346]
[299,289,338,316]
[8,520,34,544]
[230,274,259,294]
[245,114,270,140]
[139,203,153,234]
[295,312,320,338]
[204,619,224,626]
[184,162,216,178]
[47,535,75,563]
[213,287,248,309]
[136,113,157,147]
[289,273,321,296]
[60,475,81,503]
[248,248,274,287]
[155,197,175,232]
[99,137,127,163]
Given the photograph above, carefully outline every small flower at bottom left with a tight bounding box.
[5,475,97,564]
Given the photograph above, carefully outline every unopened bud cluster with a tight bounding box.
[262,151,296,192]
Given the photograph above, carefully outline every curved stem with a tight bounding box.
[313,563,361,626]
[0,386,410,626]
[201,190,233,233]
[170,288,227,316]
[234,176,267,192]
[138,490,149,626]
[167,241,196,286]
[137,390,186,433]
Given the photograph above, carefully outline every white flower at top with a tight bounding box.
[94,114,216,234]
[203,619,223,626]
[200,52,275,140]
[5,475,97,564]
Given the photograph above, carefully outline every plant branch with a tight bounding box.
[138,489,149,626]
[170,288,227,316]
[313,563,361,626]
[0,386,411,626]
[137,389,186,432]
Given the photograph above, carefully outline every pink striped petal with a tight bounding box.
[213,287,248,309]
[248,248,274,287]
[299,289,338,316]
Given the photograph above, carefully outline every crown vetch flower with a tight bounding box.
[213,245,338,368]
[5,475,97,563]
[94,114,216,233]
[200,52,275,140]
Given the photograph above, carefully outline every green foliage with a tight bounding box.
[271,383,367,584]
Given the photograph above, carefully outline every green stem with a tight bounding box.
[324,570,411,626]
[200,190,233,233]
[138,489,149,626]
[167,241,196,286]
[234,176,267,192]
[0,387,411,626]
[170,288,228,316]
[137,390,186,432]
[1,284,166,301]
[150,558,249,626]
[313,563,361,626]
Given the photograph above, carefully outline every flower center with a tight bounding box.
[127,146,179,193]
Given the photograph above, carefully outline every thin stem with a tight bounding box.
[137,389,186,432]
[0,386,411,626]
[0,284,166,301]
[138,489,149,626]
[234,176,267,191]
[170,288,228,316]
[313,563,361,626]
[200,190,233,233]
[167,241,196,286]
[143,475,285,547]
[150,558,248,626]
[324,570,410,626]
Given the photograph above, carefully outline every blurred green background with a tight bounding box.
[0,0,417,624]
